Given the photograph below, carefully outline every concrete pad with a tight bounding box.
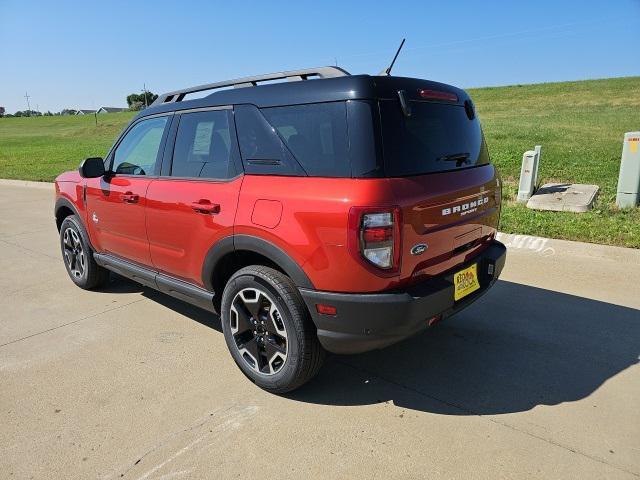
[527,183,599,212]
[1,182,639,479]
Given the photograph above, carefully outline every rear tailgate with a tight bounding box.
[388,165,500,283]
[376,85,501,283]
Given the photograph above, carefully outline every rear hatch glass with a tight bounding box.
[379,100,490,177]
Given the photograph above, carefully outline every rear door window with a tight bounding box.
[380,100,489,177]
[171,110,236,179]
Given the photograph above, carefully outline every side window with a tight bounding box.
[171,110,236,179]
[261,102,350,177]
[112,116,168,176]
[235,104,305,176]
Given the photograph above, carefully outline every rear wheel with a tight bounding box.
[220,265,325,393]
[59,215,109,290]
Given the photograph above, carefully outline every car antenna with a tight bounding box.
[379,38,406,76]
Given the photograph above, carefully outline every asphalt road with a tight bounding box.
[1,181,639,480]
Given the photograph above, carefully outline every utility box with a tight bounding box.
[616,132,640,209]
[517,150,539,202]
[533,145,542,186]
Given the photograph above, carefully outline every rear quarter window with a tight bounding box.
[261,102,350,177]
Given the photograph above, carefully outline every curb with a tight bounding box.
[0,179,54,189]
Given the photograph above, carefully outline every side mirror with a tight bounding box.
[79,157,105,178]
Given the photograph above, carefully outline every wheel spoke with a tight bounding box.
[241,337,262,371]
[264,337,286,374]
[232,300,255,335]
[63,250,72,267]
[241,292,264,319]
[264,336,285,357]
[63,231,73,249]
[71,230,81,247]
[77,253,85,274]
[264,304,287,338]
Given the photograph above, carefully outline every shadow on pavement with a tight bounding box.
[103,274,223,333]
[288,280,640,415]
[105,274,639,416]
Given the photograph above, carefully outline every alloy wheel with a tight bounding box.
[62,227,85,279]
[229,288,288,375]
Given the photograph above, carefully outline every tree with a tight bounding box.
[128,101,144,111]
[126,90,158,110]
[14,110,42,117]
[0,107,5,117]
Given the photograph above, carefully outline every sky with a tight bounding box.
[1,0,639,114]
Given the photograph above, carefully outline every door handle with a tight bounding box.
[122,192,139,203]
[191,199,220,214]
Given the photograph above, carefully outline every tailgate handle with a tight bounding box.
[454,227,482,250]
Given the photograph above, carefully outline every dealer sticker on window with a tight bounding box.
[454,263,480,301]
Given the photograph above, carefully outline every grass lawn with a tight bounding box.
[0,112,135,181]
[468,76,640,248]
[1,76,639,247]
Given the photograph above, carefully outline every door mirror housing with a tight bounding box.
[79,157,106,178]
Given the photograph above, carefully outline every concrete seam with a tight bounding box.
[0,298,147,348]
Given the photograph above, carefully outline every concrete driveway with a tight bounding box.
[1,181,639,479]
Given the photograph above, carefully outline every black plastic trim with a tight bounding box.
[156,274,216,312]
[94,253,216,313]
[300,240,506,354]
[54,197,81,226]
[201,234,313,291]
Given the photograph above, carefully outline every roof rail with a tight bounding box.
[153,66,351,105]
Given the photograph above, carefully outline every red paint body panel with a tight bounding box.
[145,177,243,286]
[251,199,283,229]
[85,176,153,266]
[389,164,500,284]
[236,175,398,293]
[235,167,499,293]
[55,166,499,294]
[55,172,86,222]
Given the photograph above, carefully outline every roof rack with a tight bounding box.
[153,66,351,105]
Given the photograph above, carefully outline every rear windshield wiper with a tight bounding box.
[437,152,470,166]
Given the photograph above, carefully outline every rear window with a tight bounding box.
[380,100,490,177]
[261,102,350,177]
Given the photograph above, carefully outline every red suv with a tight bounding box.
[54,67,506,392]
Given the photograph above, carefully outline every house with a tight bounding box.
[97,107,129,114]
[75,109,96,115]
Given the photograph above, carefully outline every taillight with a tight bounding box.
[349,207,401,274]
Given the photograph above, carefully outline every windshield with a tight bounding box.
[379,100,490,177]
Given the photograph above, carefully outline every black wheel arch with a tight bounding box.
[202,235,314,296]
[55,197,82,231]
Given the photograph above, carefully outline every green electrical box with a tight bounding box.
[616,132,640,209]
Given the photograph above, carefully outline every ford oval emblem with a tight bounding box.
[411,243,428,256]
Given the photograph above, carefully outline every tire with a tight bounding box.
[220,265,325,393]
[59,215,109,290]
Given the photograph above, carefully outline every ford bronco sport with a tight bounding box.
[54,67,506,393]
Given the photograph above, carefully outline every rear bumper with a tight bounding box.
[300,240,506,354]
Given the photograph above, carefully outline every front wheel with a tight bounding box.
[220,265,325,393]
[59,215,109,290]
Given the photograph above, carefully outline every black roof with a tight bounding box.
[135,73,470,122]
